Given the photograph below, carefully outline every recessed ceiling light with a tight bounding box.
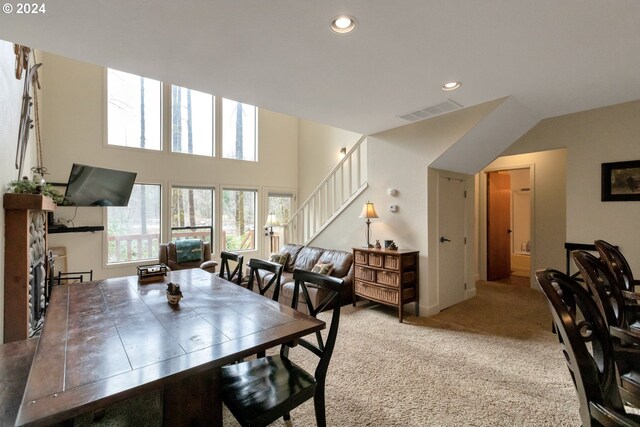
[441,81,462,91]
[331,15,357,34]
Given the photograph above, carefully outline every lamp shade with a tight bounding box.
[359,201,379,219]
[264,214,280,228]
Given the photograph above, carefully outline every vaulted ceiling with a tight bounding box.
[2,1,639,135]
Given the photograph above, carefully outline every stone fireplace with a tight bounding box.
[3,193,55,343]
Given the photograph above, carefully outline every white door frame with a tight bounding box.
[478,163,535,286]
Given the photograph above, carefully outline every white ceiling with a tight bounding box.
[2,0,640,135]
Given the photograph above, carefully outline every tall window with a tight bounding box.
[107,69,161,150]
[171,186,214,244]
[171,86,214,156]
[222,99,257,161]
[107,184,161,264]
[222,189,256,251]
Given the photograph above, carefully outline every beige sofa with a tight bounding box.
[257,244,354,312]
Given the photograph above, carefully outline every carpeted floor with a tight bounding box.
[76,280,580,426]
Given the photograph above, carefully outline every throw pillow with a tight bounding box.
[311,262,334,276]
[269,252,289,266]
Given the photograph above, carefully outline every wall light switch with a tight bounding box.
[389,204,398,213]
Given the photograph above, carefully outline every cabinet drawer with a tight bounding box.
[355,281,399,305]
[368,253,383,267]
[384,255,400,270]
[354,250,368,265]
[376,270,415,287]
[355,266,376,282]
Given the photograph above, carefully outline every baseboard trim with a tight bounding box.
[422,303,440,317]
[465,288,477,299]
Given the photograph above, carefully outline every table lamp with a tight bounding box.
[264,213,280,253]
[359,201,378,248]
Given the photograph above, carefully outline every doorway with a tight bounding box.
[486,168,531,282]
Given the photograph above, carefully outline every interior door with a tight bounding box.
[437,176,466,310]
[487,172,511,280]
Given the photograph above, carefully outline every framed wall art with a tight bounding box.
[601,160,640,201]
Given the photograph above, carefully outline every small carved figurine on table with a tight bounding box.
[388,242,398,250]
[375,240,381,249]
[166,282,183,305]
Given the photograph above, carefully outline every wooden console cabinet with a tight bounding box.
[352,247,419,323]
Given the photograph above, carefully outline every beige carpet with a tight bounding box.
[77,280,579,426]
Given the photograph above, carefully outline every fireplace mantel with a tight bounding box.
[3,193,56,343]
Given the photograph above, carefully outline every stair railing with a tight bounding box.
[282,136,368,245]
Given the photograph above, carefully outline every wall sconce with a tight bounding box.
[339,147,347,159]
[264,213,280,253]
[358,201,379,248]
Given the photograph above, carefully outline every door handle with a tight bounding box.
[440,237,451,243]
[507,229,512,234]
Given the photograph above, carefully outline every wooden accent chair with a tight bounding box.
[219,251,244,285]
[536,269,640,427]
[221,269,344,427]
[158,241,217,273]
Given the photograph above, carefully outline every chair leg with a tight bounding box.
[256,350,266,358]
[314,387,327,427]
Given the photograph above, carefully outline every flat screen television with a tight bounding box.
[64,164,137,206]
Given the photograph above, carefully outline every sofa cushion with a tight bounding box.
[269,252,289,266]
[311,262,334,275]
[317,249,353,278]
[279,244,304,272]
[293,246,324,271]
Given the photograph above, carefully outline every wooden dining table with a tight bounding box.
[15,268,324,426]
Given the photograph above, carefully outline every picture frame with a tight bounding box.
[601,160,640,201]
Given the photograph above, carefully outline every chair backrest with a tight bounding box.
[220,251,244,284]
[246,258,283,301]
[285,269,344,384]
[536,269,623,426]
[572,250,628,329]
[595,240,635,294]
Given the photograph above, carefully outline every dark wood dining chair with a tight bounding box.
[219,251,244,285]
[246,258,284,358]
[221,269,344,427]
[595,240,640,301]
[536,269,640,427]
[246,258,283,301]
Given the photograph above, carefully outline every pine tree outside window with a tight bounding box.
[170,86,214,156]
[222,99,257,161]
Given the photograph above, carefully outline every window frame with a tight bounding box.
[169,85,216,158]
[105,68,164,152]
[221,186,259,253]
[103,182,163,268]
[169,185,216,246]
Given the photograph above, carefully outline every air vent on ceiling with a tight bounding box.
[396,99,463,122]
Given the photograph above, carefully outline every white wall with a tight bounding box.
[312,99,502,315]
[479,150,567,287]
[0,40,37,342]
[503,100,640,273]
[39,51,299,280]
[297,119,361,202]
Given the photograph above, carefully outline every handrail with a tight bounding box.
[290,135,367,213]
